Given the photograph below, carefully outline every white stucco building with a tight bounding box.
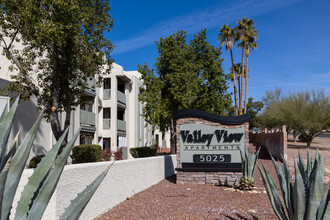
[0,52,170,158]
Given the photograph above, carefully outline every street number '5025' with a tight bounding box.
[193,154,231,163]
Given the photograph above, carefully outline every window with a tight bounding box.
[81,103,93,112]
[80,132,94,144]
[103,108,111,119]
[103,79,111,89]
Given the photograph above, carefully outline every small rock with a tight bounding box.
[325,168,330,175]
[248,209,257,214]
[263,191,267,194]
[186,188,191,191]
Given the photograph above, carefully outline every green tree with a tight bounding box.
[261,90,330,147]
[246,97,263,129]
[0,0,113,147]
[218,24,238,116]
[139,30,231,152]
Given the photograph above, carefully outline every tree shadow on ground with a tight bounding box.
[287,144,330,151]
[222,213,258,220]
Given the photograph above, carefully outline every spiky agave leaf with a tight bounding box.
[271,156,294,220]
[0,98,19,171]
[258,162,287,220]
[59,162,114,220]
[297,151,307,185]
[0,132,19,174]
[248,148,260,178]
[317,181,330,220]
[0,133,18,213]
[293,160,306,220]
[26,129,80,220]
[305,155,324,220]
[1,113,42,220]
[14,128,69,220]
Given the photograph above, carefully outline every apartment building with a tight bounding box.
[0,56,163,157]
[80,63,155,151]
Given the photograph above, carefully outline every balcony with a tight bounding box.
[80,110,96,126]
[85,78,96,97]
[103,89,111,100]
[117,91,126,107]
[117,119,126,131]
[103,119,111,129]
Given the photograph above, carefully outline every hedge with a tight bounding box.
[129,146,157,158]
[72,144,103,163]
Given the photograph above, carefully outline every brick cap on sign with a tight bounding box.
[173,109,251,125]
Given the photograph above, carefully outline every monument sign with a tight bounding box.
[174,109,250,185]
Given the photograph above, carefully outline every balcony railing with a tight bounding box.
[80,109,95,126]
[117,119,126,131]
[103,89,111,100]
[117,91,126,105]
[84,78,96,96]
[103,119,111,129]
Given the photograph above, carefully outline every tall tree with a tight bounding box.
[229,63,242,106]
[244,32,258,113]
[218,24,238,115]
[246,97,263,129]
[0,0,113,147]
[236,17,257,115]
[139,30,231,153]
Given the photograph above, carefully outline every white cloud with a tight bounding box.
[249,80,330,89]
[113,0,300,55]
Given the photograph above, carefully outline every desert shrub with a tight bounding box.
[130,146,157,158]
[28,155,45,168]
[72,144,103,163]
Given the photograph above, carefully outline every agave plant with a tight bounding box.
[239,147,260,190]
[258,149,330,219]
[0,97,112,220]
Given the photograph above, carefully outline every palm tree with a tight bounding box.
[229,63,242,100]
[218,24,238,115]
[244,30,258,113]
[237,17,257,115]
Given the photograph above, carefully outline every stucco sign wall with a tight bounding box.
[173,109,250,185]
[180,124,244,164]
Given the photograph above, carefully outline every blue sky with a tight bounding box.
[108,0,330,102]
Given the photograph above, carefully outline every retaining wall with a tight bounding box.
[12,155,177,220]
[249,125,287,160]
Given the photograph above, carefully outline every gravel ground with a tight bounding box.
[95,133,330,220]
[95,158,277,220]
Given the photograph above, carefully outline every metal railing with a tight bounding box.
[103,119,111,129]
[117,91,126,105]
[103,89,111,100]
[80,110,96,126]
[117,119,126,131]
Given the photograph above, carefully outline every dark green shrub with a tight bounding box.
[130,146,157,158]
[28,155,45,168]
[72,144,103,163]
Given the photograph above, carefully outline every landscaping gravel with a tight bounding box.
[95,134,330,220]
[95,158,278,220]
